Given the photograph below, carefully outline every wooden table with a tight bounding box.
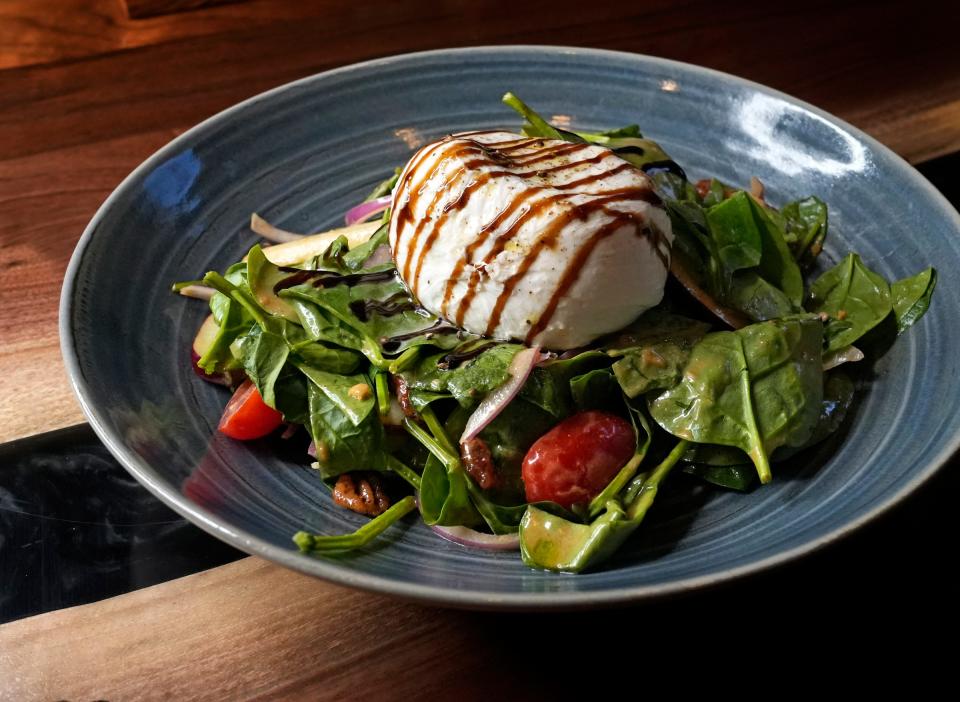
[1,1,958,696]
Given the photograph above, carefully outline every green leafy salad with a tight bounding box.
[175,93,936,573]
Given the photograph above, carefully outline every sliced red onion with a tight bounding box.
[460,346,540,443]
[178,284,215,301]
[190,350,244,387]
[345,196,391,226]
[429,524,521,551]
[362,243,393,268]
[307,441,317,458]
[823,345,864,371]
[250,213,304,243]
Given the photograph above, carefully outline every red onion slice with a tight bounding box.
[190,350,244,387]
[361,243,393,268]
[178,284,215,301]
[823,345,864,370]
[429,524,521,551]
[344,196,391,226]
[307,441,317,458]
[250,213,305,243]
[460,346,540,443]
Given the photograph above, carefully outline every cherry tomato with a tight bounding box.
[218,379,283,440]
[522,411,635,508]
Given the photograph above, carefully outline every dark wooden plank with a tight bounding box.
[2,0,958,161]
[1,0,959,439]
[123,0,239,20]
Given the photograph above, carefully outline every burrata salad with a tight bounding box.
[175,93,936,572]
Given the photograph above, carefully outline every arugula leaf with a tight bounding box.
[891,267,937,334]
[807,253,892,352]
[648,317,824,484]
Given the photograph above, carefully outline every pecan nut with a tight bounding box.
[332,472,391,516]
[460,438,498,490]
[391,375,418,419]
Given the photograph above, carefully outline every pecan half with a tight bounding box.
[391,375,418,418]
[332,472,390,516]
[460,438,498,490]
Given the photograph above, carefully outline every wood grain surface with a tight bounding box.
[0,558,546,701]
[1,0,958,442]
[0,4,958,693]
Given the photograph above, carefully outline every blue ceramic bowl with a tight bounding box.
[61,46,960,609]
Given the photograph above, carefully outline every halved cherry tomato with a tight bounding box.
[522,411,635,508]
[218,379,283,440]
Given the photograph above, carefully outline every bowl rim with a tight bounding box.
[60,44,960,610]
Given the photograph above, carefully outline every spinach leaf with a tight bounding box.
[683,443,750,466]
[519,440,688,572]
[247,244,301,322]
[586,399,653,517]
[682,464,755,491]
[234,325,289,408]
[807,253,892,352]
[570,369,622,413]
[606,310,710,398]
[296,362,375,426]
[704,192,763,277]
[282,321,362,374]
[706,192,803,305]
[280,269,465,367]
[342,223,389,271]
[303,374,388,478]
[419,452,483,528]
[652,172,701,204]
[287,297,367,353]
[522,350,610,418]
[400,344,522,408]
[726,270,797,322]
[407,418,483,529]
[502,91,577,142]
[272,367,309,425]
[782,196,828,264]
[891,267,937,334]
[198,264,253,373]
[648,317,823,484]
[795,371,856,451]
